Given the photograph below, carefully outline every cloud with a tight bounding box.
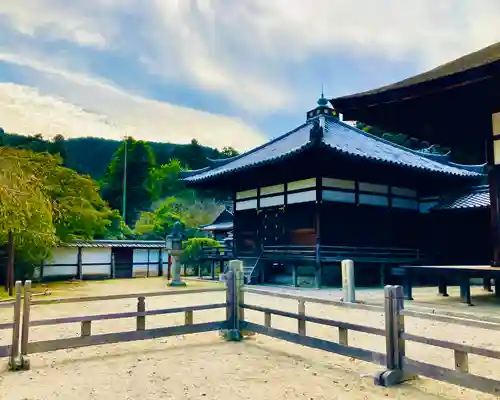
[0,53,267,151]
[1,0,500,119]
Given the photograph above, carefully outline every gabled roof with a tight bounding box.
[182,114,485,184]
[432,185,490,211]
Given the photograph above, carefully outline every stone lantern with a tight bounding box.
[167,221,187,287]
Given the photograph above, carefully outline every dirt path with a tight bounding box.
[0,278,497,399]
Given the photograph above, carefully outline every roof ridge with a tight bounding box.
[324,118,486,173]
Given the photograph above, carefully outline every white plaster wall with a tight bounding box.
[147,250,160,277]
[133,249,149,277]
[82,248,111,276]
[43,247,78,277]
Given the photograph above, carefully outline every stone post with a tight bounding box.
[341,259,355,303]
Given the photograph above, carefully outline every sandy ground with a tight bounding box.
[0,278,499,399]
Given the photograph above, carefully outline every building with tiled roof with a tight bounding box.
[182,96,489,287]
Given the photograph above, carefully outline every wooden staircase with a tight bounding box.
[240,255,263,284]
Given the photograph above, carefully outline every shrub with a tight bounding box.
[180,237,221,268]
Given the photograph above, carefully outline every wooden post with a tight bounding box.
[459,276,473,306]
[454,350,469,373]
[264,312,271,328]
[9,281,22,370]
[338,327,348,346]
[136,296,145,331]
[40,260,45,282]
[147,249,150,278]
[77,247,83,280]
[225,260,244,340]
[20,280,32,358]
[404,271,413,300]
[110,252,116,279]
[225,267,234,325]
[158,249,163,277]
[383,285,396,370]
[375,285,410,387]
[6,231,14,296]
[483,277,493,292]
[292,263,298,287]
[211,259,215,280]
[438,277,449,297]
[185,310,193,326]
[81,321,92,337]
[298,300,306,336]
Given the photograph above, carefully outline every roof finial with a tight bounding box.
[317,86,328,106]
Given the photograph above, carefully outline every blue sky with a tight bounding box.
[0,1,500,151]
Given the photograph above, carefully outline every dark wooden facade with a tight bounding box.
[330,41,500,266]
[183,99,486,287]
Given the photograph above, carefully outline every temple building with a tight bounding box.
[182,96,487,287]
[199,207,233,243]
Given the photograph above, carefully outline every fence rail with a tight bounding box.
[3,260,500,396]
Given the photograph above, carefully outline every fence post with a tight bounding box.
[8,281,22,371]
[20,280,32,370]
[375,285,413,387]
[137,297,146,331]
[224,260,243,341]
[341,259,355,303]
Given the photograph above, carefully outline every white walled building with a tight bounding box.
[36,240,167,281]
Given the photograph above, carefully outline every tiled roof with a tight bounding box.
[183,115,485,183]
[199,222,234,232]
[331,41,500,101]
[433,186,490,210]
[64,240,166,248]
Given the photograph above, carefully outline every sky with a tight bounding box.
[0,1,500,151]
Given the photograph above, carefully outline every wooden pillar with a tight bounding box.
[438,276,449,297]
[404,270,413,301]
[158,249,163,277]
[314,177,322,289]
[495,277,500,297]
[76,247,83,280]
[146,249,150,278]
[40,260,45,282]
[292,263,298,287]
[211,259,216,280]
[459,276,473,306]
[483,277,493,292]
[488,111,500,265]
[6,231,14,296]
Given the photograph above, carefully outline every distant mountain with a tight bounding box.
[0,131,227,179]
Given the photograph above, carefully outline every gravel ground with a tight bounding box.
[0,278,498,400]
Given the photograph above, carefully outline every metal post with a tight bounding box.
[341,259,355,303]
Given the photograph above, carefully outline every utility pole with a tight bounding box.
[122,136,128,224]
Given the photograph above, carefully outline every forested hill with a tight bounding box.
[0,131,237,179]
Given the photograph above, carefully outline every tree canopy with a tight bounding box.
[0,148,115,263]
[101,138,157,226]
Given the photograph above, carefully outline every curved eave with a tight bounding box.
[319,141,485,179]
[330,51,500,110]
[183,141,315,184]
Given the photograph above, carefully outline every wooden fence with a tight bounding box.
[3,260,500,396]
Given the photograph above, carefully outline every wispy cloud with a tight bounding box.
[0,0,500,144]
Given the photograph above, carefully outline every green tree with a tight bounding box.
[49,134,68,165]
[101,137,157,226]
[0,148,116,268]
[151,159,189,200]
[220,146,239,158]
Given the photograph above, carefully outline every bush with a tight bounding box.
[180,237,221,269]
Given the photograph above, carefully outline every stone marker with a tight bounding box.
[341,259,355,303]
